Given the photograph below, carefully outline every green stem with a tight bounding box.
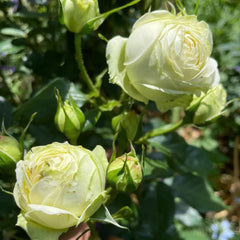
[136,119,185,144]
[74,34,98,94]
[171,107,181,124]
[194,0,200,15]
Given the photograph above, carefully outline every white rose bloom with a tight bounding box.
[106,10,220,111]
[13,142,108,239]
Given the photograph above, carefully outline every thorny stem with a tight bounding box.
[136,118,185,144]
[74,34,98,95]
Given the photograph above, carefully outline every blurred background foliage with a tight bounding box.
[0,0,240,239]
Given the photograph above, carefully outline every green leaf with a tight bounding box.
[0,97,12,127]
[111,206,133,222]
[137,181,178,239]
[0,39,25,55]
[12,12,48,19]
[175,200,203,227]
[82,109,101,132]
[13,78,68,124]
[148,136,171,156]
[0,28,26,37]
[90,205,127,229]
[179,229,211,240]
[162,133,214,176]
[172,174,226,213]
[67,83,87,108]
[143,157,171,180]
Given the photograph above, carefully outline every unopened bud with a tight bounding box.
[107,152,142,193]
[59,0,100,33]
[55,91,85,144]
[0,135,21,169]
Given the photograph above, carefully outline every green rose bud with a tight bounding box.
[55,91,85,145]
[13,142,108,239]
[0,135,21,170]
[107,152,142,193]
[59,0,100,33]
[106,10,219,112]
[191,84,227,125]
[112,111,141,141]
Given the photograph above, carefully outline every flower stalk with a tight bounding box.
[74,33,99,95]
[136,118,185,144]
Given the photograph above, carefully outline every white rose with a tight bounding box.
[106,10,220,111]
[13,142,108,239]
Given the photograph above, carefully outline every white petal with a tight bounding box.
[25,204,78,229]
[191,57,220,89]
[106,36,148,103]
[132,10,174,30]
[17,213,66,240]
[125,21,164,65]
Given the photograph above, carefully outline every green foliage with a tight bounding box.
[172,174,226,212]
[0,0,239,239]
[137,181,178,240]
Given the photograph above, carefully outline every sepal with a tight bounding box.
[90,205,128,229]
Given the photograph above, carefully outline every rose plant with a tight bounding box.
[187,84,227,125]
[59,0,100,33]
[0,135,21,170]
[13,142,108,239]
[54,90,85,145]
[106,10,220,111]
[0,1,234,240]
[107,152,142,193]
